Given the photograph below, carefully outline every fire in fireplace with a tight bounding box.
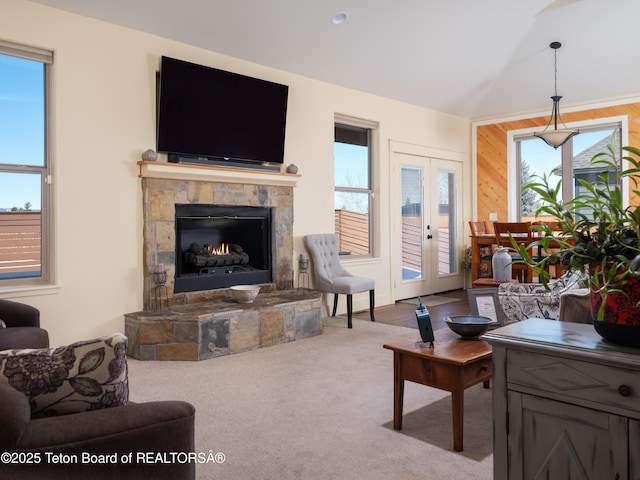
[184,242,249,269]
[174,204,273,293]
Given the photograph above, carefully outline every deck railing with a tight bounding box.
[0,211,41,277]
[335,209,369,255]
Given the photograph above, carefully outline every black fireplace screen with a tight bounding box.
[174,204,273,293]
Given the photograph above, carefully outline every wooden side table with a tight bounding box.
[383,330,492,451]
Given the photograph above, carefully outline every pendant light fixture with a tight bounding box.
[533,41,579,149]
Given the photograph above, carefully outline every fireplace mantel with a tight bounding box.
[138,161,299,187]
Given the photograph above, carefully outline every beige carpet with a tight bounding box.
[128,317,493,480]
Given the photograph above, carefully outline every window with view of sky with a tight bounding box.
[334,122,372,256]
[0,45,50,283]
[519,127,617,219]
[0,54,44,211]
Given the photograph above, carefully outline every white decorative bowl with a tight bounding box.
[230,285,261,304]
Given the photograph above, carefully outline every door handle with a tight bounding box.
[427,234,433,240]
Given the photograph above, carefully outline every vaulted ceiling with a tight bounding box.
[31,0,640,119]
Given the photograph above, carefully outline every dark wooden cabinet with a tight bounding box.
[485,319,640,480]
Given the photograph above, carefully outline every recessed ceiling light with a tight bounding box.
[331,12,349,25]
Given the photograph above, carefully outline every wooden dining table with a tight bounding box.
[470,231,570,282]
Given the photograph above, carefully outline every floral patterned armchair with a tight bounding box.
[498,271,587,323]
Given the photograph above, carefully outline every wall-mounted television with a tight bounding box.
[156,56,289,169]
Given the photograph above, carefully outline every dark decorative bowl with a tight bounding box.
[593,320,640,348]
[444,315,493,338]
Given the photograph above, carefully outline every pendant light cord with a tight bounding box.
[553,46,559,98]
[553,48,558,97]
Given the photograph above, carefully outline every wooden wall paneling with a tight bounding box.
[475,102,640,226]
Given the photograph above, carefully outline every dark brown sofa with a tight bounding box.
[0,383,196,479]
[0,298,49,350]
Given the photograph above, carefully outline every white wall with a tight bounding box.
[1,0,470,345]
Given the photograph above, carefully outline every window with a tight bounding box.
[334,117,376,256]
[516,123,622,222]
[0,41,52,286]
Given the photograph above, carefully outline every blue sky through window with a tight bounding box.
[334,142,368,189]
[521,129,613,191]
[334,141,369,215]
[0,54,44,211]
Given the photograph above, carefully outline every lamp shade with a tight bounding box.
[534,128,579,149]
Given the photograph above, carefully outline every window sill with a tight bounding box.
[0,283,60,299]
[339,255,381,267]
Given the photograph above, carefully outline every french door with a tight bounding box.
[392,148,463,300]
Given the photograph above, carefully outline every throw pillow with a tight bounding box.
[0,319,5,328]
[0,333,128,418]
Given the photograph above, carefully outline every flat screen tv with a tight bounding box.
[156,56,289,168]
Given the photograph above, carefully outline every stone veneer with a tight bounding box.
[128,166,315,361]
[142,177,294,309]
[125,289,322,361]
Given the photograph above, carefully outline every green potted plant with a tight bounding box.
[513,136,640,346]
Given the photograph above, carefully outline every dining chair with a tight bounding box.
[469,221,490,236]
[304,233,375,329]
[533,221,569,279]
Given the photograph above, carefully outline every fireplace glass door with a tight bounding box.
[174,204,273,292]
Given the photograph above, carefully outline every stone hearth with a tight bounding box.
[125,289,321,361]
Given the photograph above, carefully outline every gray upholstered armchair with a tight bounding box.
[304,234,375,328]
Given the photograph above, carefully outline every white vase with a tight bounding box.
[492,247,512,282]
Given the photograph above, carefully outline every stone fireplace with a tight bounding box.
[125,162,322,361]
[141,172,295,309]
